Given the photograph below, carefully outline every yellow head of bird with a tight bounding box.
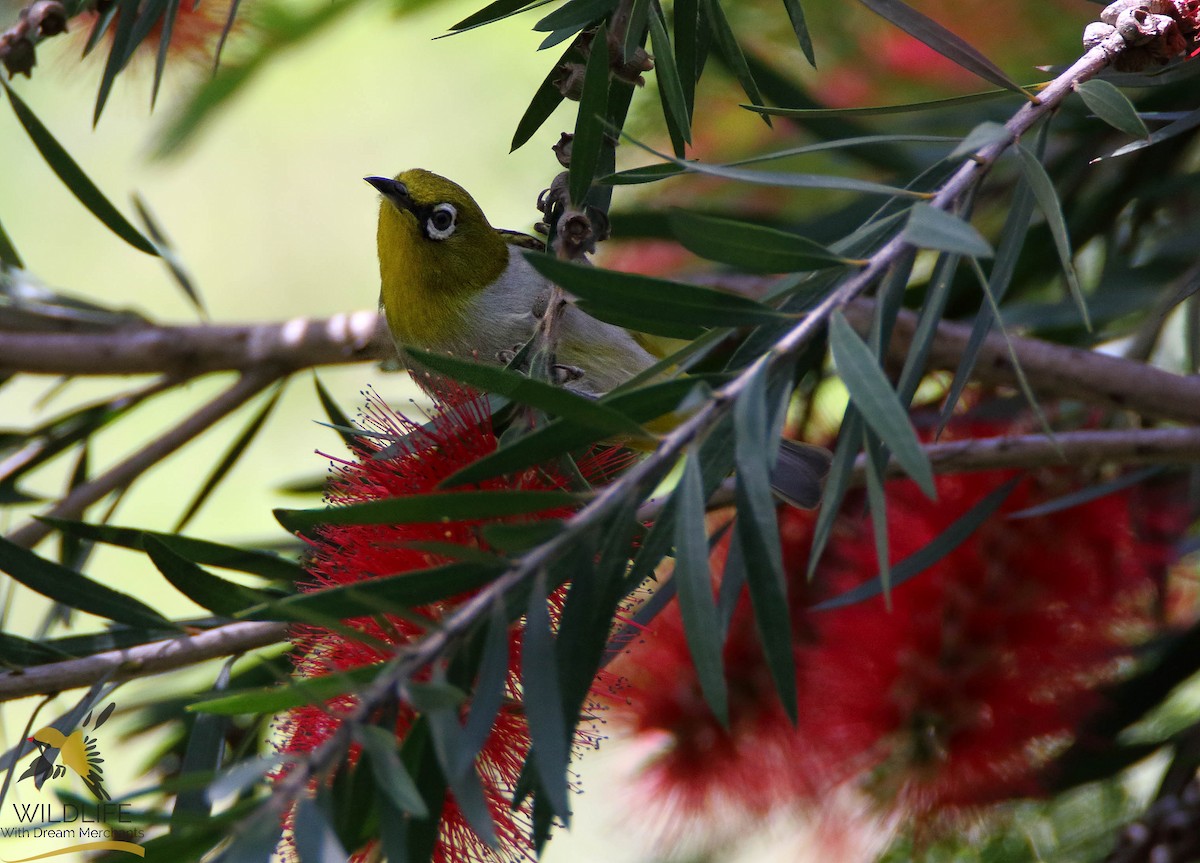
[365,170,510,347]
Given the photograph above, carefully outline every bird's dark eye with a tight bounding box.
[427,203,457,240]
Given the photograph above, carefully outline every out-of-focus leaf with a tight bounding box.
[0,631,73,666]
[292,795,350,863]
[171,659,234,829]
[861,431,891,604]
[522,572,572,820]
[189,663,384,715]
[673,450,728,725]
[38,517,304,582]
[407,347,647,437]
[745,87,1014,117]
[0,216,23,269]
[145,537,279,616]
[858,0,1028,95]
[133,194,204,315]
[1,80,157,255]
[828,312,934,497]
[151,0,182,108]
[219,806,285,862]
[175,381,286,532]
[152,0,360,159]
[526,253,790,328]
[461,601,511,758]
[814,478,1018,610]
[901,202,993,257]
[248,561,505,620]
[649,1,691,146]
[670,209,858,272]
[205,755,286,806]
[1075,79,1149,139]
[569,21,611,204]
[949,121,1011,158]
[512,40,583,151]
[211,0,243,71]
[356,724,429,817]
[0,536,174,630]
[534,0,615,31]
[701,0,768,123]
[93,0,140,124]
[733,365,796,720]
[1008,467,1161,520]
[780,0,814,66]
[1016,145,1090,330]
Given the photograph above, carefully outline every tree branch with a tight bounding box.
[0,620,288,702]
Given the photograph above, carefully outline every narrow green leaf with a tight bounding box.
[0,535,174,630]
[526,253,789,328]
[675,0,699,115]
[1,80,157,255]
[356,724,430,817]
[176,381,286,532]
[780,0,814,65]
[151,0,181,109]
[861,430,891,606]
[1016,145,1091,331]
[1075,79,1148,140]
[407,347,647,438]
[480,520,565,552]
[858,0,1028,95]
[461,602,511,757]
[211,0,243,73]
[533,0,615,31]
[814,478,1018,610]
[512,41,581,151]
[569,21,612,204]
[205,756,286,806]
[745,87,1015,117]
[171,660,233,828]
[0,631,74,666]
[144,537,277,617]
[673,451,728,725]
[1098,103,1200,161]
[132,194,204,314]
[621,0,651,62]
[450,0,545,30]
[426,703,500,848]
[209,803,284,862]
[901,202,992,257]
[949,121,1011,159]
[93,0,140,124]
[522,571,573,820]
[313,372,359,451]
[648,2,691,145]
[701,0,769,124]
[248,561,505,621]
[828,311,935,497]
[0,215,23,269]
[292,795,350,863]
[189,663,383,715]
[38,517,305,582]
[1008,467,1160,521]
[733,365,796,721]
[670,209,856,272]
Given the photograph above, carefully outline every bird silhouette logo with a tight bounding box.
[18,702,115,801]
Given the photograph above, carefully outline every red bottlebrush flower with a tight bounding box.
[73,0,239,69]
[277,386,627,863]
[609,414,1188,855]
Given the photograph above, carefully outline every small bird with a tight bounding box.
[366,170,831,507]
[26,726,109,800]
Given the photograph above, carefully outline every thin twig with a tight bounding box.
[0,621,289,702]
[5,371,279,549]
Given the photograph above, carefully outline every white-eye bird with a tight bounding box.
[366,169,831,508]
[365,169,655,396]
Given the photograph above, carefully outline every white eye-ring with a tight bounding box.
[427,203,457,240]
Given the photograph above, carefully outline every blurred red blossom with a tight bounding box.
[609,411,1191,857]
[277,386,627,863]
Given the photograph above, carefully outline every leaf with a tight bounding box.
[1016,145,1091,331]
[1008,467,1161,521]
[0,215,23,269]
[858,0,1028,95]
[406,347,647,438]
[172,660,234,829]
[293,796,351,863]
[1097,103,1200,161]
[701,0,769,124]
[1,80,157,255]
[176,381,286,532]
[355,725,429,817]
[461,602,511,758]
[828,312,935,497]
[151,0,182,108]
[449,0,545,30]
[512,41,582,151]
[901,202,993,257]
[861,430,891,605]
[648,2,691,146]
[205,756,286,806]
[313,373,359,451]
[620,0,651,61]
[569,21,612,204]
[521,572,572,820]
[670,209,857,272]
[0,631,73,666]
[189,664,384,715]
[673,451,728,725]
[1075,79,1149,140]
[38,517,304,582]
[425,704,500,849]
[780,0,814,66]
[814,478,1018,610]
[144,537,278,617]
[93,0,140,124]
[745,87,1015,117]
[276,488,586,534]
[133,194,204,314]
[526,253,790,328]
[0,535,174,630]
[248,561,505,621]
[733,365,796,720]
[533,0,615,31]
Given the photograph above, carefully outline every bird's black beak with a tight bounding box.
[364,176,411,211]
